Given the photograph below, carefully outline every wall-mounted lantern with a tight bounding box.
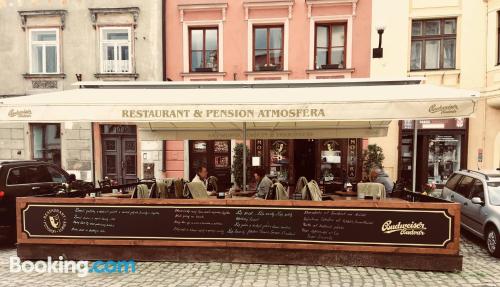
[372,25,385,58]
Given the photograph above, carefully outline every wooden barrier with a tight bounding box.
[16,197,462,271]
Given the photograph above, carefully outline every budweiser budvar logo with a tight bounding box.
[8,109,32,118]
[381,220,427,236]
[428,104,459,114]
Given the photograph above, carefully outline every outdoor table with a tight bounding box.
[97,193,133,199]
[334,190,358,197]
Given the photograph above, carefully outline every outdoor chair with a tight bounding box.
[131,184,151,199]
[306,180,323,201]
[184,182,209,199]
[357,182,386,199]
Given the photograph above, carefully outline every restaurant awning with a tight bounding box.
[0,79,479,139]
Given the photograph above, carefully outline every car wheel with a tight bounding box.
[486,227,500,258]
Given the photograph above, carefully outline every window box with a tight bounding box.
[256,65,282,72]
[321,64,343,70]
[193,67,217,73]
[23,73,66,79]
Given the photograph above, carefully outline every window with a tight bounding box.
[47,166,67,183]
[411,19,456,71]
[31,123,61,167]
[253,26,284,71]
[189,27,218,72]
[6,166,53,185]
[455,176,474,198]
[445,173,462,191]
[100,27,132,73]
[470,179,484,201]
[315,23,346,70]
[29,29,59,74]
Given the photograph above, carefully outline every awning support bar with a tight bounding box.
[243,122,247,192]
[412,120,418,192]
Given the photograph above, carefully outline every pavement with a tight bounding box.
[0,231,499,287]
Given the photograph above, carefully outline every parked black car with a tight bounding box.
[0,160,84,244]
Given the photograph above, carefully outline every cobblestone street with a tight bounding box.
[0,232,498,287]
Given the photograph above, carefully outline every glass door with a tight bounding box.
[427,135,461,184]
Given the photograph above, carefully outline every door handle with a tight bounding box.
[32,186,40,190]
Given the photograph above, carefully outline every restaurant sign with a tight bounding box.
[22,204,454,248]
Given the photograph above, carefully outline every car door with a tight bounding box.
[6,165,61,198]
[452,176,475,228]
[465,179,488,234]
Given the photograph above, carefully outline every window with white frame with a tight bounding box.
[29,29,60,74]
[100,27,132,73]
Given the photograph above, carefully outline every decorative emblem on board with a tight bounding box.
[42,209,67,234]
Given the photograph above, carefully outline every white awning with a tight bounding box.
[0,79,479,139]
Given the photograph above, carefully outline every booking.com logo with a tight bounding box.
[10,256,136,277]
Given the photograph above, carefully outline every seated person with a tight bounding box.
[191,166,216,196]
[253,168,273,199]
[369,167,394,194]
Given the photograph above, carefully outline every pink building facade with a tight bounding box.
[163,0,373,183]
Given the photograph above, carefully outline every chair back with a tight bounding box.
[295,176,309,200]
[174,179,185,198]
[185,182,209,199]
[357,182,386,199]
[265,184,277,200]
[307,180,323,201]
[274,182,289,200]
[132,184,151,199]
[207,176,218,192]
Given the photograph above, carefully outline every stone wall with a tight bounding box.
[0,123,26,162]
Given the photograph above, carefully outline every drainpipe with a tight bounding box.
[162,0,167,81]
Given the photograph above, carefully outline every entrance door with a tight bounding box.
[294,139,317,181]
[189,140,231,190]
[101,125,137,184]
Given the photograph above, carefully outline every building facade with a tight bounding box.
[0,0,163,182]
[371,0,500,190]
[162,0,373,187]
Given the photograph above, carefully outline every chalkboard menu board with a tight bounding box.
[22,203,453,247]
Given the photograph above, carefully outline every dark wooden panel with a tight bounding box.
[16,244,463,272]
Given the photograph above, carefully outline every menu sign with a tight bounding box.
[22,204,453,248]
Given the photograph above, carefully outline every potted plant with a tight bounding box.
[231,143,252,188]
[422,182,436,196]
[362,144,385,178]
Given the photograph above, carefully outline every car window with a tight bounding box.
[6,166,53,185]
[445,174,462,190]
[46,166,67,183]
[469,179,484,201]
[489,183,500,206]
[455,176,474,198]
[6,168,22,185]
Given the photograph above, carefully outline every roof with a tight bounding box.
[74,78,424,88]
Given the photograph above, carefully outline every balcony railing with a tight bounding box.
[103,60,130,73]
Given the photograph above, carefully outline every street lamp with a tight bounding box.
[372,25,385,58]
